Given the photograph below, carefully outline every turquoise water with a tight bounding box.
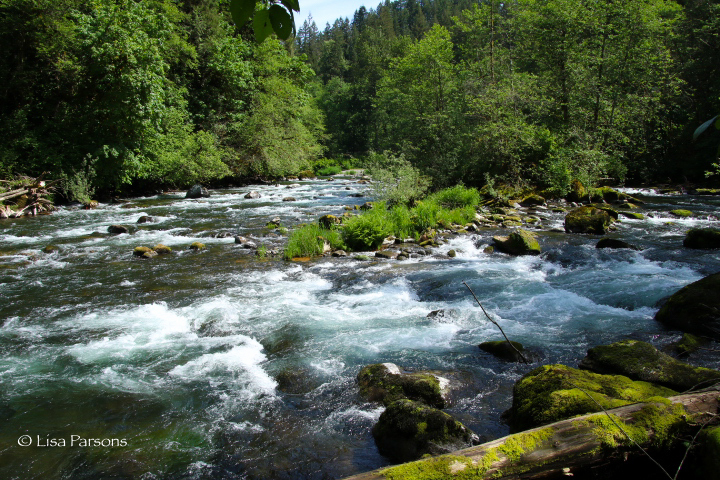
[0,180,719,479]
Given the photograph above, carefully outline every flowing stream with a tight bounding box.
[1,178,719,479]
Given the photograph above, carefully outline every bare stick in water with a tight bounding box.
[462,281,530,364]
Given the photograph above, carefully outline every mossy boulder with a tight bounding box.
[670,209,694,218]
[564,206,615,234]
[372,399,479,462]
[43,245,60,254]
[619,211,645,220]
[695,426,720,478]
[357,363,447,408]
[671,333,708,357]
[655,273,720,340]
[683,228,720,249]
[579,340,720,391]
[567,179,587,203]
[318,214,341,229]
[133,246,154,257]
[520,194,546,207]
[492,229,541,255]
[508,364,676,432]
[152,244,172,255]
[479,340,527,362]
[189,242,206,251]
[596,238,640,250]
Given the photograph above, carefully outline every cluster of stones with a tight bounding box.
[356,363,479,462]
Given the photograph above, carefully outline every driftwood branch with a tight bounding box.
[342,387,720,480]
[0,175,57,218]
[463,281,530,364]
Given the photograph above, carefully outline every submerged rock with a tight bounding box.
[655,273,720,340]
[282,197,296,202]
[508,364,676,432]
[479,340,527,363]
[564,206,615,234]
[372,399,479,462]
[43,245,60,254]
[596,238,641,250]
[671,333,709,357]
[683,228,720,249]
[579,340,720,391]
[357,363,447,408]
[670,209,694,218]
[107,225,129,235]
[492,229,541,255]
[185,184,210,199]
[619,211,645,220]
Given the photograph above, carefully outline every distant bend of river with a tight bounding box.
[1,179,719,479]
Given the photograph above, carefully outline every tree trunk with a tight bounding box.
[343,387,720,480]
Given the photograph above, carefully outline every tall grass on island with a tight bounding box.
[283,186,481,258]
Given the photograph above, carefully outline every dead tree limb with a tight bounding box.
[463,281,530,364]
[342,387,720,480]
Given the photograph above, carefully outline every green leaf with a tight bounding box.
[253,9,273,42]
[693,115,719,141]
[269,5,293,40]
[230,0,256,27]
[280,0,300,12]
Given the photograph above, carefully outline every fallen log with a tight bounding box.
[0,175,57,218]
[343,387,720,480]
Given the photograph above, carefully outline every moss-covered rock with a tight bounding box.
[670,209,694,218]
[479,340,527,362]
[318,214,341,229]
[671,333,709,357]
[564,206,616,234]
[372,399,479,462]
[508,364,676,432]
[357,363,446,408]
[189,242,206,251]
[619,211,645,220]
[695,426,720,478]
[43,245,60,254]
[696,188,720,196]
[579,340,720,391]
[596,238,641,250]
[520,194,546,207]
[655,273,720,340]
[492,229,541,255]
[683,228,720,249]
[153,244,172,255]
[567,179,587,203]
[133,246,153,257]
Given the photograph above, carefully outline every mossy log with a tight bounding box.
[342,387,720,480]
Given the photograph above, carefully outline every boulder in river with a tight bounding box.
[655,272,720,340]
[244,191,261,199]
[108,225,129,234]
[520,194,546,207]
[282,197,296,202]
[319,214,341,229]
[372,399,479,462]
[596,238,641,250]
[375,250,399,260]
[133,247,157,258]
[683,228,720,249]
[153,244,172,255]
[492,229,541,255]
[357,363,448,408]
[619,211,645,220]
[507,364,676,432]
[43,245,60,254]
[579,340,720,391]
[479,340,527,363]
[564,206,615,234]
[670,209,694,218]
[189,242,205,251]
[137,216,154,224]
[185,184,210,199]
[671,333,709,357]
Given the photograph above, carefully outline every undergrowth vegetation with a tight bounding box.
[283,186,481,258]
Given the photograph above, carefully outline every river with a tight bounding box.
[1,178,719,479]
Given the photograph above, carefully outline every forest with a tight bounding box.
[0,0,719,202]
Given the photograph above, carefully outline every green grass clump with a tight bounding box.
[435,205,475,228]
[284,225,344,259]
[429,185,480,209]
[343,205,395,250]
[316,165,342,176]
[411,199,441,232]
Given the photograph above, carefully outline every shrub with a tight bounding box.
[430,185,480,209]
[435,205,476,228]
[366,151,430,205]
[410,200,441,232]
[317,165,342,176]
[284,225,343,259]
[388,205,415,239]
[343,205,394,251]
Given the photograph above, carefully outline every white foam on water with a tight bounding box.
[169,342,277,399]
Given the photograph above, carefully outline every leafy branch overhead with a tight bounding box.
[230,0,299,42]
